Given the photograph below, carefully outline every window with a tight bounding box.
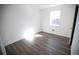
[50,11,60,27]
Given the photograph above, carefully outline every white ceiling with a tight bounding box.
[31,4,61,9]
[21,4,62,9]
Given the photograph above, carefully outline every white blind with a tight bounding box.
[50,11,60,27]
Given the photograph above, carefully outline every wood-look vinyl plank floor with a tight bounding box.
[5,32,70,55]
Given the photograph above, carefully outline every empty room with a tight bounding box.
[0,4,78,55]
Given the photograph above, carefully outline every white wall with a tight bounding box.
[71,7,79,55]
[0,5,6,54]
[0,4,76,48]
[40,5,76,38]
[0,5,2,46]
[1,5,40,46]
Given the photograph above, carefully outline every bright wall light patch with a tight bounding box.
[22,28,35,42]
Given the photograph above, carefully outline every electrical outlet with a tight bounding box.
[52,29,55,31]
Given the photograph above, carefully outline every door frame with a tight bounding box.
[70,5,78,46]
